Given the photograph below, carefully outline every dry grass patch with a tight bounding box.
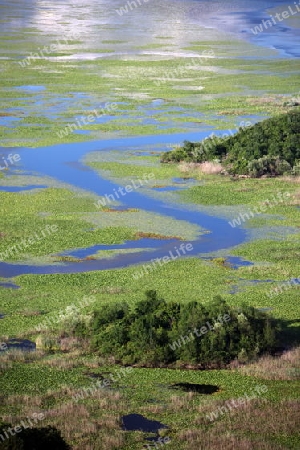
[0,349,45,366]
[0,384,127,449]
[178,430,284,450]
[290,189,300,205]
[238,346,300,380]
[140,404,167,415]
[180,398,299,450]
[178,161,223,176]
[169,394,190,411]
[41,355,79,370]
[178,162,201,174]
[198,162,223,175]
[280,175,300,184]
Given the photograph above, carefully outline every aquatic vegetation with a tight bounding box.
[88,158,182,181]
[134,232,182,240]
[93,248,152,260]
[81,210,201,241]
[0,188,143,261]
[0,33,299,147]
[211,257,231,268]
[52,256,85,263]
[177,176,299,207]
[101,207,139,212]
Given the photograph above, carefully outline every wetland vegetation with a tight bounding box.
[0,0,300,449]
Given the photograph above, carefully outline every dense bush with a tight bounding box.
[161,110,300,177]
[161,137,226,164]
[247,155,291,178]
[89,291,278,367]
[0,425,70,450]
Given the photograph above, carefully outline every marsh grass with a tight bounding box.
[238,347,300,380]
[41,355,81,370]
[178,175,299,206]
[0,353,299,449]
[193,399,300,450]
[0,188,138,262]
[198,162,223,175]
[1,386,126,450]
[281,176,300,184]
[0,47,299,147]
[178,162,202,175]
[0,349,44,365]
[18,309,44,317]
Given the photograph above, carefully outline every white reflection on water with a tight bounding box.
[0,0,299,57]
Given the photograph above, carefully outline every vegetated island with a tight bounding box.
[58,291,278,369]
[161,110,300,178]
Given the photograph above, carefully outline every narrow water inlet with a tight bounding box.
[0,281,20,289]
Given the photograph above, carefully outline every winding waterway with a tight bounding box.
[0,131,246,276]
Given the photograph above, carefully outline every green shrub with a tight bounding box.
[291,160,300,176]
[89,291,278,367]
[247,155,291,177]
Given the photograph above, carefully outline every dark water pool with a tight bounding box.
[171,383,219,394]
[5,339,36,351]
[122,413,168,433]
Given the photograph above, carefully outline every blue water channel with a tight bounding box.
[0,131,247,277]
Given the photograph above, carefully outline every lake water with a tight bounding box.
[1,0,299,57]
